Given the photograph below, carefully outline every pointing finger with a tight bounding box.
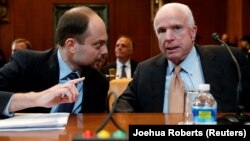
[69,77,85,84]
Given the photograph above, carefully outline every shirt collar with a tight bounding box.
[168,46,198,75]
[57,50,80,80]
[116,59,131,68]
[181,46,199,75]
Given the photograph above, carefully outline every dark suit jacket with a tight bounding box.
[100,59,138,78]
[114,45,250,113]
[0,48,109,117]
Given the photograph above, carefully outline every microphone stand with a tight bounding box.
[212,33,250,124]
[95,92,126,133]
[74,92,128,141]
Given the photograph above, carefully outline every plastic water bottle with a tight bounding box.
[192,84,217,124]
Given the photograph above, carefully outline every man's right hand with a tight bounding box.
[9,77,84,112]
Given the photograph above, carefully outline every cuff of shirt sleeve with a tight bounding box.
[2,96,15,117]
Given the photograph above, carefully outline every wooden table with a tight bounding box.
[0,113,184,141]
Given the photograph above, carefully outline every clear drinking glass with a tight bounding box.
[179,90,198,125]
[109,68,116,81]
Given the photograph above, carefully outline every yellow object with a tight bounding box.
[96,130,111,139]
[108,78,132,111]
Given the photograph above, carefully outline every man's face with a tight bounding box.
[115,37,133,61]
[154,7,197,65]
[72,15,108,68]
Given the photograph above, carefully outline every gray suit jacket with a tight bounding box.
[0,48,109,118]
[114,45,250,113]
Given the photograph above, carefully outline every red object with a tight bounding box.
[82,130,95,138]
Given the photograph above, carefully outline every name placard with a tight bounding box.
[129,125,250,140]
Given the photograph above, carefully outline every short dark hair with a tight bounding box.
[56,6,96,46]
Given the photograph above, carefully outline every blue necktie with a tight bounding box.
[57,72,79,113]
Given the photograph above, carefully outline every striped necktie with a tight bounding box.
[57,72,79,113]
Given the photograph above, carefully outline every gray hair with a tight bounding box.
[153,3,195,29]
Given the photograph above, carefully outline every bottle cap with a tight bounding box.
[198,84,210,91]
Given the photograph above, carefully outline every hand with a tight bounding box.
[9,77,84,112]
[36,77,85,107]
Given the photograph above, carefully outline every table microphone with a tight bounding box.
[211,32,250,124]
[95,92,126,133]
[73,92,128,141]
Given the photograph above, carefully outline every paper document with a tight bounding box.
[0,113,69,132]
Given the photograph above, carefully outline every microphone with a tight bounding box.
[73,92,128,140]
[211,32,242,103]
[95,92,126,133]
[211,32,249,124]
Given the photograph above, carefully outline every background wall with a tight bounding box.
[0,0,249,63]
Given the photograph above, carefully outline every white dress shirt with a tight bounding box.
[116,59,132,79]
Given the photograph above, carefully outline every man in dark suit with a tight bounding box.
[114,3,250,113]
[0,6,109,118]
[101,35,138,79]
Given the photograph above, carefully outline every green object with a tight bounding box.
[112,130,127,139]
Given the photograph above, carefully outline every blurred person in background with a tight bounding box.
[94,55,108,70]
[101,35,138,79]
[239,35,250,59]
[221,33,237,47]
[11,38,32,55]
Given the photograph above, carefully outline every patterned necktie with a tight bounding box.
[57,72,79,113]
[121,64,127,78]
[169,66,185,113]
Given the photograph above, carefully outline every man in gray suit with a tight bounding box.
[114,3,250,113]
[0,6,109,118]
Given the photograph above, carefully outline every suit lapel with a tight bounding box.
[150,55,167,111]
[81,67,107,112]
[45,48,59,84]
[33,48,59,90]
[196,45,222,93]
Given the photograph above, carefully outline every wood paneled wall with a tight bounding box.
[242,0,250,38]
[0,0,249,63]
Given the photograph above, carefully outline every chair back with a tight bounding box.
[107,78,132,111]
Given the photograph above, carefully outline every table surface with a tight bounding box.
[0,112,238,141]
[0,113,187,141]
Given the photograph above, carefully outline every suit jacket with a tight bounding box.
[100,59,138,78]
[0,48,109,117]
[114,45,250,113]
